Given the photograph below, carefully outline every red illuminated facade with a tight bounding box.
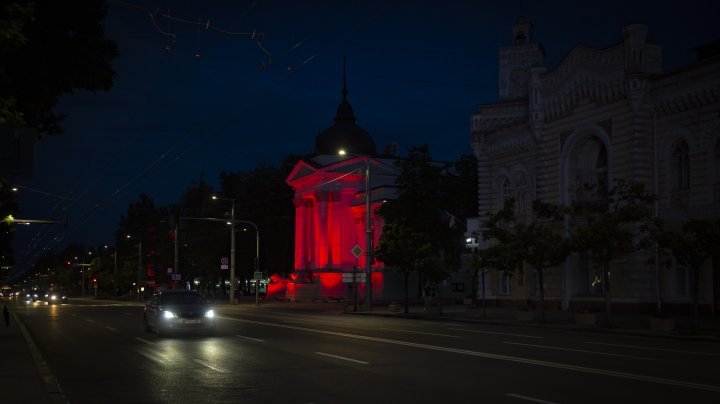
[284,73,401,301]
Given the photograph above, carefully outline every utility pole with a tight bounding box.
[365,158,372,311]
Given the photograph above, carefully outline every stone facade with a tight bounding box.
[470,20,720,312]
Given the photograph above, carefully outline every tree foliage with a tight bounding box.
[569,178,656,326]
[0,0,118,133]
[657,218,720,333]
[376,145,467,312]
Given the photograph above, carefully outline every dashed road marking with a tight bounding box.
[315,352,369,365]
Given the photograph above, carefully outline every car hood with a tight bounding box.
[160,304,212,313]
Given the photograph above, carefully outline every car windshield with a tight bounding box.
[162,294,205,305]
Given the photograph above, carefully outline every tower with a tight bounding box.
[498,18,545,100]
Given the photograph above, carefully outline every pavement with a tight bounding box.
[2,297,720,404]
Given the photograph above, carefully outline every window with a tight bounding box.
[499,271,512,295]
[714,138,720,184]
[515,174,528,217]
[500,178,512,209]
[595,145,608,189]
[672,140,690,190]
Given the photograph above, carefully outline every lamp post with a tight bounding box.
[212,196,237,305]
[126,235,142,299]
[364,157,372,312]
[339,149,373,311]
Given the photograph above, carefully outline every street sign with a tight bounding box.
[172,274,181,281]
[220,256,229,270]
[253,271,262,280]
[351,244,363,259]
[342,272,366,283]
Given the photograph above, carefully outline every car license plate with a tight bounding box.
[183,319,201,324]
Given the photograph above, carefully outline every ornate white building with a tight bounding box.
[470,19,720,312]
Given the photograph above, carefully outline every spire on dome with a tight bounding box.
[313,57,376,156]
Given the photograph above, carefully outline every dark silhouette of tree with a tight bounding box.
[1,0,118,134]
[657,219,720,333]
[376,145,461,312]
[570,179,656,326]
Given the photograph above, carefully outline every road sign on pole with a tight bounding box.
[351,244,363,259]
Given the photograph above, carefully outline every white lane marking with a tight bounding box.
[315,352,369,365]
[235,335,265,342]
[380,327,462,338]
[194,359,230,373]
[506,393,559,404]
[282,320,304,324]
[585,341,720,358]
[85,319,95,323]
[105,326,118,332]
[224,316,720,393]
[134,337,155,345]
[503,342,654,361]
[71,314,78,317]
[448,328,542,339]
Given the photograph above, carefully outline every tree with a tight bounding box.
[476,199,524,317]
[115,193,170,294]
[569,179,656,326]
[657,219,720,333]
[0,0,118,134]
[374,223,434,314]
[376,145,455,311]
[218,155,299,282]
[515,200,571,323]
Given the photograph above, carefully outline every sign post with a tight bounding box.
[351,245,364,311]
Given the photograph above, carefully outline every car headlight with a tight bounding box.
[205,310,215,318]
[51,295,57,300]
[163,310,176,319]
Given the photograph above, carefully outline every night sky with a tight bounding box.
[9,0,720,273]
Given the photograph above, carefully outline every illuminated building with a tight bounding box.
[285,75,402,302]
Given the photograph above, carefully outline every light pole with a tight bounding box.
[212,196,237,305]
[364,157,372,312]
[339,149,373,311]
[126,235,142,299]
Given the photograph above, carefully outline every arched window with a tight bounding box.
[714,137,720,184]
[515,174,528,217]
[672,140,690,191]
[595,145,608,189]
[500,178,512,209]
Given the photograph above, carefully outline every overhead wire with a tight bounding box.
[17,1,387,274]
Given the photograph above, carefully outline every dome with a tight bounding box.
[314,76,376,156]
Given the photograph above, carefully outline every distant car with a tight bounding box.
[48,289,68,304]
[31,290,49,305]
[143,290,216,336]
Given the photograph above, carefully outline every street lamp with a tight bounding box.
[339,149,373,311]
[212,196,237,305]
[126,235,142,299]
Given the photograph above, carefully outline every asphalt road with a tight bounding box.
[13,300,720,404]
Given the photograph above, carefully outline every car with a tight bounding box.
[48,288,68,304]
[30,290,49,305]
[143,290,216,336]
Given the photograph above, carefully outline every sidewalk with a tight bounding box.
[1,303,65,404]
[343,302,720,342]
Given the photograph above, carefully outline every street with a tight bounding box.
[11,300,720,404]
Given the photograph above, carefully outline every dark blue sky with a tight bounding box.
[10,0,720,272]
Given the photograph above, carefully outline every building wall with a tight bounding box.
[470,22,720,312]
